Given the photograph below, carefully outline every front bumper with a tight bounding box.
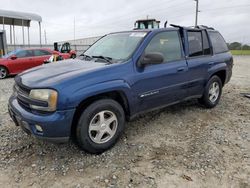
[8,95,75,143]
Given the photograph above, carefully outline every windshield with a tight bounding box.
[2,49,20,58]
[84,32,147,61]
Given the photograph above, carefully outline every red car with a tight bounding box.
[0,48,71,79]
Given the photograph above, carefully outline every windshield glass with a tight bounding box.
[84,32,147,61]
[2,49,20,58]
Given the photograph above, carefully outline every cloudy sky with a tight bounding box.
[1,0,250,44]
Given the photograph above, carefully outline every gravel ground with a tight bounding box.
[0,56,249,188]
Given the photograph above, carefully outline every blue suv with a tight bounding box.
[8,25,233,154]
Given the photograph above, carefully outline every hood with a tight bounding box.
[18,59,106,87]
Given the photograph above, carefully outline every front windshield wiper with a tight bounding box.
[92,55,113,64]
[79,53,92,59]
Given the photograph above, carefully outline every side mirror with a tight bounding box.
[138,52,164,67]
[10,55,17,60]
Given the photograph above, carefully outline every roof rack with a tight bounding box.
[195,25,215,30]
[170,24,215,30]
[169,24,184,29]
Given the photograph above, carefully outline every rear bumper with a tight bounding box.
[8,95,75,143]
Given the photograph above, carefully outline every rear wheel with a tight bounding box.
[0,66,8,79]
[71,54,76,59]
[199,75,222,108]
[76,99,125,154]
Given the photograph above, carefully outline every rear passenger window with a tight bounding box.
[188,31,203,57]
[208,31,229,54]
[145,31,182,62]
[34,50,51,56]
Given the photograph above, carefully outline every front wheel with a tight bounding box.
[76,99,125,154]
[199,75,222,108]
[0,66,8,79]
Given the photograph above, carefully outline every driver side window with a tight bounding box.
[145,31,182,62]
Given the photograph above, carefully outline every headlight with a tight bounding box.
[29,89,58,112]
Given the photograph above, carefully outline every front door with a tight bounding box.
[132,31,189,113]
[9,50,34,74]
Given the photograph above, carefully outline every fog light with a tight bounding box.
[35,125,43,132]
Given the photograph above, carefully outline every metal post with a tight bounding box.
[44,30,47,45]
[194,0,199,26]
[27,26,30,47]
[2,17,4,30]
[13,25,16,48]
[74,17,76,50]
[10,25,12,44]
[22,19,25,45]
[39,22,42,47]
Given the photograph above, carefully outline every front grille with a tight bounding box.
[14,82,49,114]
[14,83,32,111]
[15,83,30,96]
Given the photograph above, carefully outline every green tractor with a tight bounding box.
[134,19,167,30]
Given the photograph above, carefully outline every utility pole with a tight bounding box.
[74,17,76,44]
[74,17,76,50]
[44,30,47,45]
[194,0,199,26]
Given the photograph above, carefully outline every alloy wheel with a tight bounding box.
[0,67,7,79]
[88,110,118,144]
[208,82,220,103]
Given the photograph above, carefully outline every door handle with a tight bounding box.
[177,67,186,72]
[208,62,214,66]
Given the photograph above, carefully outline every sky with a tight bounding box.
[1,0,250,44]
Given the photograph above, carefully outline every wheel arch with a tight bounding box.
[210,69,226,86]
[70,90,130,139]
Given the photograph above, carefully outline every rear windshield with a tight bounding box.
[208,31,229,54]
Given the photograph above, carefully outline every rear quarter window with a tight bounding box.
[208,31,229,54]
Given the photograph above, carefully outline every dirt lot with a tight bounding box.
[0,56,249,188]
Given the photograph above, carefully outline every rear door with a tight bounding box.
[185,29,213,97]
[132,30,189,112]
[207,31,233,82]
[33,49,52,66]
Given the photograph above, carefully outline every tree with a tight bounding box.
[242,44,250,50]
[228,42,242,50]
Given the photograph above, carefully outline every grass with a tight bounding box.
[230,50,250,55]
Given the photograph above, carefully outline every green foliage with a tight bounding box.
[242,45,250,50]
[228,42,250,50]
[228,42,242,50]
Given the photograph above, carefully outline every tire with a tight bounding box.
[0,66,8,79]
[57,55,64,61]
[76,99,125,154]
[71,54,76,59]
[199,75,222,108]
